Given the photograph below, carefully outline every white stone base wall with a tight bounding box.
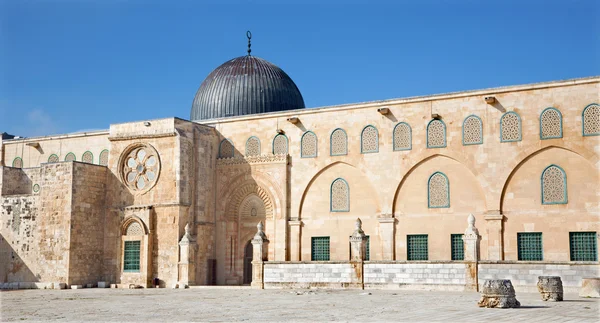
[364,262,469,291]
[478,262,600,293]
[264,262,361,289]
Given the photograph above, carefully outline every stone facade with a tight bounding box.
[1,77,599,289]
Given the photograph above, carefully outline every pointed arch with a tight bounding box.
[48,154,59,163]
[99,149,109,166]
[539,107,563,139]
[120,215,149,236]
[82,151,94,164]
[64,152,76,162]
[330,128,348,156]
[12,157,23,168]
[427,119,446,148]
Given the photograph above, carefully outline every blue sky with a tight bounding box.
[1,0,598,137]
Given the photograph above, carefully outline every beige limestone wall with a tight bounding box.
[68,163,107,286]
[3,131,109,168]
[204,78,600,262]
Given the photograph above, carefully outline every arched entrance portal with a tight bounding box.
[243,241,253,285]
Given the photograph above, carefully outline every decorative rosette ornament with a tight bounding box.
[120,144,160,192]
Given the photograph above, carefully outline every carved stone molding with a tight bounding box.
[217,154,288,167]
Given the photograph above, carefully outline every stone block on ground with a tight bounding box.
[71,285,83,289]
[579,278,600,298]
[477,279,520,308]
[537,276,563,301]
[98,282,109,288]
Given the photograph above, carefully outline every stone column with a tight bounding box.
[484,211,504,261]
[350,218,367,261]
[463,214,480,291]
[463,214,480,261]
[288,218,302,261]
[377,213,395,260]
[178,223,196,288]
[251,222,268,289]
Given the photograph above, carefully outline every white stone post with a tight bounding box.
[377,213,395,260]
[484,211,504,260]
[288,218,302,261]
[251,222,268,289]
[350,218,367,262]
[463,214,480,261]
[178,223,196,288]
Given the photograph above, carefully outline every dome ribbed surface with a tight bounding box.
[191,55,305,120]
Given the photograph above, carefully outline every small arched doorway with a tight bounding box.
[243,241,253,285]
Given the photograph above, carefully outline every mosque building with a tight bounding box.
[1,34,598,290]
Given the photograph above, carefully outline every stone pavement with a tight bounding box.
[1,288,598,322]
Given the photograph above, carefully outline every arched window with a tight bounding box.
[361,125,379,153]
[82,151,94,164]
[123,222,143,273]
[245,136,261,157]
[427,119,446,148]
[64,152,76,162]
[218,139,234,158]
[99,149,109,166]
[393,122,411,151]
[462,115,483,145]
[272,134,288,155]
[330,178,350,212]
[540,107,563,139]
[12,157,23,168]
[541,165,567,204]
[428,172,449,208]
[48,154,59,163]
[582,103,600,136]
[330,128,348,156]
[500,112,522,142]
[301,131,317,158]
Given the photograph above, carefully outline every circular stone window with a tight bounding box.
[32,184,40,193]
[119,144,161,193]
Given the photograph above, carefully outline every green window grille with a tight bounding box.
[569,232,597,261]
[124,240,141,272]
[407,234,428,260]
[451,234,464,260]
[311,237,330,261]
[517,232,543,261]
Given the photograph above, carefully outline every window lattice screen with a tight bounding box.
[272,134,288,155]
[311,237,330,261]
[428,172,449,208]
[542,165,567,204]
[407,234,428,260]
[330,129,347,156]
[245,137,260,156]
[361,126,378,153]
[331,178,349,212]
[99,150,109,166]
[517,232,543,261]
[463,116,483,145]
[82,151,93,164]
[451,234,464,260]
[501,112,521,142]
[301,132,317,157]
[219,140,234,158]
[124,240,141,272]
[569,232,597,261]
[540,108,562,139]
[583,104,600,136]
[393,123,411,151]
[427,120,446,148]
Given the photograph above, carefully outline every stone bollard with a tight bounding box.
[537,276,563,301]
[579,278,600,298]
[477,280,521,308]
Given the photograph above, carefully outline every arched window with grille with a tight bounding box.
[428,172,450,208]
[64,152,76,162]
[330,128,348,156]
[245,136,261,156]
[272,134,289,155]
[301,131,318,158]
[393,122,411,151]
[427,119,446,148]
[462,115,483,145]
[218,139,234,158]
[330,178,350,212]
[541,165,567,205]
[82,151,94,164]
[361,125,379,153]
[12,157,23,168]
[539,107,563,139]
[99,149,109,166]
[123,221,144,273]
[582,103,600,136]
[48,154,59,163]
[500,112,522,142]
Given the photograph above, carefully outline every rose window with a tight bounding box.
[121,145,160,192]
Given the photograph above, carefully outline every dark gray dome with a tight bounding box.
[191,55,305,120]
